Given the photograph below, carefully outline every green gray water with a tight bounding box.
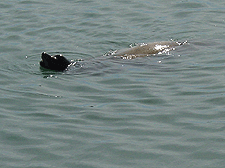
[1,0,225,167]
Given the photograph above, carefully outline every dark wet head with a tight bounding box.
[40,52,71,71]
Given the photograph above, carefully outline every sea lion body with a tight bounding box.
[40,41,184,71]
[115,41,181,58]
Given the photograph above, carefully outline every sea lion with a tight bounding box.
[40,41,184,71]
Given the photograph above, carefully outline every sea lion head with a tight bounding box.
[40,52,71,71]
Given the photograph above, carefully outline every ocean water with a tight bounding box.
[0,0,225,167]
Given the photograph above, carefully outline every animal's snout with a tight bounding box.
[41,52,51,61]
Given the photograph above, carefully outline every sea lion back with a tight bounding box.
[115,41,181,57]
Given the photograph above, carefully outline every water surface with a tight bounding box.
[0,0,225,167]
